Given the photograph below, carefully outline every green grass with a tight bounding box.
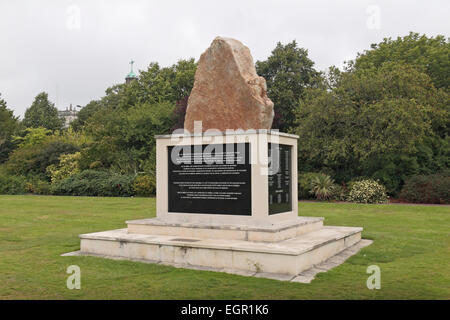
[0,195,449,299]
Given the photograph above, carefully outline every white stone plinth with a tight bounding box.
[68,131,370,281]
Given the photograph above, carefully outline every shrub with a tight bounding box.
[347,179,388,204]
[50,170,135,197]
[46,152,81,183]
[298,172,320,199]
[5,139,79,180]
[347,176,372,191]
[399,173,450,204]
[331,183,349,201]
[29,179,51,195]
[0,171,27,194]
[102,174,135,197]
[310,173,336,201]
[134,175,156,196]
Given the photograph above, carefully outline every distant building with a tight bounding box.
[125,60,138,84]
[58,104,79,128]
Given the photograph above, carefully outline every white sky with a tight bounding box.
[0,0,448,118]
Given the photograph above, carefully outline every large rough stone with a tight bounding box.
[184,37,274,132]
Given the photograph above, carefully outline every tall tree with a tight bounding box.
[77,59,197,169]
[294,62,449,193]
[0,94,20,162]
[135,58,197,106]
[256,41,320,132]
[70,100,103,132]
[350,32,449,90]
[80,101,175,173]
[23,92,63,130]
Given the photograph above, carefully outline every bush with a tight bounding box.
[102,174,135,197]
[134,175,156,197]
[46,152,81,183]
[347,179,388,204]
[347,176,371,191]
[0,171,27,194]
[298,172,320,199]
[331,183,349,201]
[50,170,135,197]
[29,179,51,195]
[5,139,79,180]
[399,173,450,204]
[309,173,336,201]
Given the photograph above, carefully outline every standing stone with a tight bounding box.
[184,37,274,132]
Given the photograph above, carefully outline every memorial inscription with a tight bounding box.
[168,143,251,215]
[268,143,292,214]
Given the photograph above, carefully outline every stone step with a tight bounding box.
[126,216,324,242]
[78,225,363,277]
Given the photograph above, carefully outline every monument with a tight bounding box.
[71,37,370,282]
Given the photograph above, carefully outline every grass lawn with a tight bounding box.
[0,195,449,300]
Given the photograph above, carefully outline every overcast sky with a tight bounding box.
[0,0,448,118]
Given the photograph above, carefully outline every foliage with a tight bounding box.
[50,170,135,197]
[331,184,349,202]
[399,172,450,204]
[350,32,449,90]
[34,180,51,195]
[346,176,372,191]
[80,101,174,173]
[0,166,49,195]
[133,175,156,197]
[46,152,81,183]
[0,93,20,163]
[70,100,103,132]
[256,40,320,131]
[24,178,51,195]
[5,134,80,180]
[298,172,320,199]
[13,127,52,147]
[347,179,388,204]
[0,171,27,194]
[309,173,336,201]
[22,92,63,130]
[294,62,449,193]
[135,59,197,106]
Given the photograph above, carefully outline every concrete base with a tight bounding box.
[73,217,368,280]
[126,216,324,242]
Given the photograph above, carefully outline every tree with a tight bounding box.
[135,59,197,106]
[46,152,81,183]
[5,139,79,180]
[80,101,175,174]
[23,92,63,130]
[13,127,52,147]
[77,58,197,173]
[5,128,81,180]
[70,100,103,132]
[350,32,449,90]
[256,41,320,132]
[0,94,20,162]
[294,62,449,194]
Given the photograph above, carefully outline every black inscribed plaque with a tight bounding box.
[167,143,251,215]
[268,143,292,215]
